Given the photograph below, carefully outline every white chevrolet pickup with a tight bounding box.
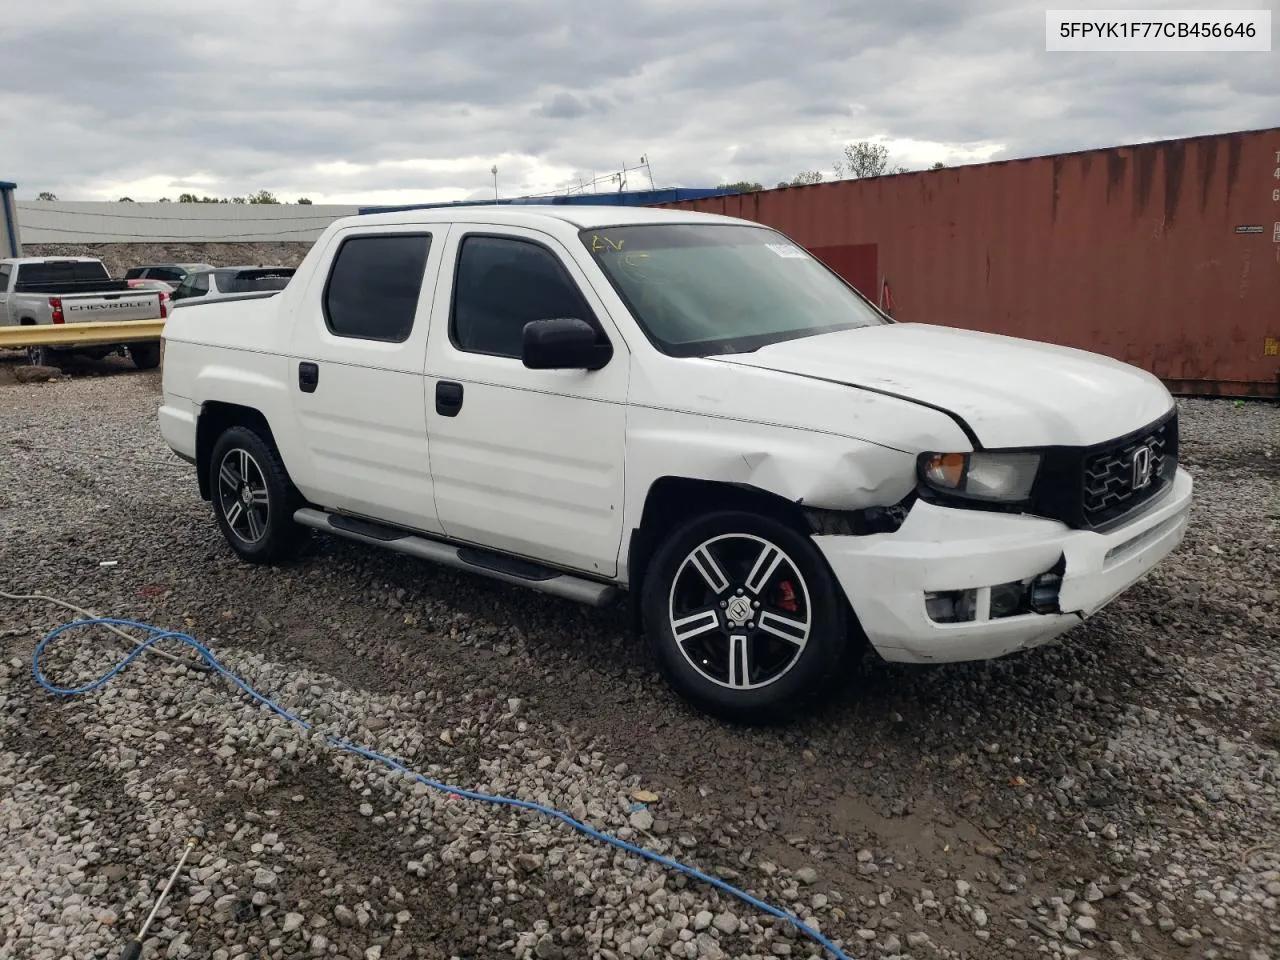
[0,256,167,368]
[158,206,1193,722]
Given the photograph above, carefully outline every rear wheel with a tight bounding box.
[641,510,848,724]
[208,426,306,564]
[129,342,161,370]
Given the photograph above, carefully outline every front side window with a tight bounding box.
[450,235,597,359]
[323,234,431,342]
[580,223,888,357]
[174,273,209,300]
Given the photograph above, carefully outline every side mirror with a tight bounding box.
[522,317,613,371]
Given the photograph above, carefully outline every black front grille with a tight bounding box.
[1081,415,1178,527]
[1027,409,1179,532]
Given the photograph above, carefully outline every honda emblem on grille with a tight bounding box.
[1131,445,1154,489]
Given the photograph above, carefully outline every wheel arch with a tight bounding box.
[195,402,279,501]
[624,477,810,633]
[623,473,909,637]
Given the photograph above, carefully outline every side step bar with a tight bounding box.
[293,508,619,608]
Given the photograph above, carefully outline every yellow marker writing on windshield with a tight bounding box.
[591,235,625,252]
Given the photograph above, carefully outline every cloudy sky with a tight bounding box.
[1,0,1274,204]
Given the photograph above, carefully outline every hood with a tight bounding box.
[712,323,1173,448]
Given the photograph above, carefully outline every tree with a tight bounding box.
[833,141,890,179]
[717,181,764,193]
[157,197,172,203]
[36,191,57,201]
[117,196,135,202]
[248,190,280,204]
[930,161,947,170]
[777,170,823,188]
[831,141,912,179]
[296,197,313,205]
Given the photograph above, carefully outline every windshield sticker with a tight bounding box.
[590,234,625,253]
[765,243,807,259]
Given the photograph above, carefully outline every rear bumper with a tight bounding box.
[814,467,1194,663]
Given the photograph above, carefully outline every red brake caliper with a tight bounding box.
[776,580,798,613]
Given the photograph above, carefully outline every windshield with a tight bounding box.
[580,223,887,356]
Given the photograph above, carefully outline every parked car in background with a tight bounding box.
[126,277,175,295]
[157,205,1193,723]
[170,266,295,304]
[124,263,214,285]
[0,256,166,368]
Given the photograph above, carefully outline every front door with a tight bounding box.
[286,224,448,535]
[423,224,629,577]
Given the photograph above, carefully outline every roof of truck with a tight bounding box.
[346,204,745,232]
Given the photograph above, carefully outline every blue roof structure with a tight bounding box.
[358,186,737,216]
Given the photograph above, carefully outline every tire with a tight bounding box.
[208,425,306,564]
[26,345,57,367]
[641,510,849,724]
[129,342,161,370]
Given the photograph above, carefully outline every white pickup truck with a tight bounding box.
[158,206,1193,722]
[0,256,166,368]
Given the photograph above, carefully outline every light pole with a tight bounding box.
[490,165,498,200]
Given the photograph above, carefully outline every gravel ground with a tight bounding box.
[1,364,1277,960]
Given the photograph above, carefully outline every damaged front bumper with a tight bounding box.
[812,467,1194,664]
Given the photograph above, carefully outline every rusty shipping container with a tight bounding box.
[657,127,1280,397]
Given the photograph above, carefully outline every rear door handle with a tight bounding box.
[298,361,319,393]
[435,381,463,416]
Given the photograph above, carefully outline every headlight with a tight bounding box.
[918,451,1042,502]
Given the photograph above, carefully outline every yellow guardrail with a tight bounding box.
[0,319,165,349]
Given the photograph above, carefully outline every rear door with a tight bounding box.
[423,224,629,576]
[286,224,448,534]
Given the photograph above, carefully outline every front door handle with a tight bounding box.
[435,381,463,416]
[298,361,319,393]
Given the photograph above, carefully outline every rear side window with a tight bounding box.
[124,267,145,279]
[450,235,596,358]
[149,267,185,282]
[323,234,431,342]
[16,260,110,286]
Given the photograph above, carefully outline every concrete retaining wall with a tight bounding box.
[24,242,315,277]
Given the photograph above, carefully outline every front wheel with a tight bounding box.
[208,426,306,564]
[641,511,849,724]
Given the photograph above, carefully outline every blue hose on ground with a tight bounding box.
[32,617,852,960]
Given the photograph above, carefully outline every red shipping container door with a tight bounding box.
[659,128,1280,397]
